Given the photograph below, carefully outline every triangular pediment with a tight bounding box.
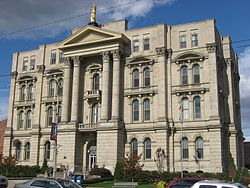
[58,25,129,49]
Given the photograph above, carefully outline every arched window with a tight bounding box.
[93,74,100,90]
[194,97,201,119]
[44,141,50,160]
[58,79,63,96]
[181,98,189,120]
[21,85,26,100]
[181,137,189,159]
[195,137,204,159]
[57,106,62,123]
[131,138,138,156]
[24,142,30,160]
[180,66,188,85]
[19,111,24,129]
[132,69,139,87]
[27,110,32,129]
[132,100,139,121]
[143,68,150,86]
[143,99,150,121]
[16,142,22,160]
[144,138,151,159]
[48,107,53,125]
[49,80,56,96]
[92,103,99,123]
[28,84,34,100]
[193,64,200,84]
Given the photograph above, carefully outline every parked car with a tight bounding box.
[0,175,8,188]
[14,178,82,188]
[191,180,247,188]
[166,178,210,188]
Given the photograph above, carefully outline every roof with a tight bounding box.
[0,121,7,127]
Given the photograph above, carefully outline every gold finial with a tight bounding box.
[90,3,96,23]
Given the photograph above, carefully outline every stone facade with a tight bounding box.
[4,18,244,173]
[0,121,7,156]
[244,142,250,169]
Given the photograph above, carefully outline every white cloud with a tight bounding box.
[239,47,250,133]
[0,0,175,39]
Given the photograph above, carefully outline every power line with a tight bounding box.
[0,0,143,38]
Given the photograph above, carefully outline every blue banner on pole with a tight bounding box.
[50,123,57,140]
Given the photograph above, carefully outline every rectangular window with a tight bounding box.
[132,36,139,52]
[23,57,28,71]
[59,51,64,63]
[51,50,56,64]
[180,35,187,48]
[30,56,36,70]
[191,34,198,47]
[143,34,150,51]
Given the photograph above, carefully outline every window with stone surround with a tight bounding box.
[49,80,56,96]
[93,74,100,90]
[23,57,28,71]
[57,106,62,123]
[144,138,151,159]
[30,56,36,70]
[143,99,150,121]
[143,34,150,51]
[92,103,99,123]
[28,84,34,100]
[132,99,139,121]
[143,68,150,86]
[48,107,53,126]
[194,96,201,119]
[58,79,63,96]
[180,35,187,48]
[21,85,26,101]
[19,111,24,129]
[193,64,200,84]
[24,142,30,160]
[131,138,138,156]
[132,69,139,88]
[191,33,198,47]
[195,137,203,159]
[180,66,188,85]
[16,141,22,160]
[181,97,189,120]
[27,110,32,129]
[59,51,64,63]
[132,36,139,52]
[51,50,56,64]
[44,141,51,160]
[181,137,189,159]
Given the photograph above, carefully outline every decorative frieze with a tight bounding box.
[156,47,167,55]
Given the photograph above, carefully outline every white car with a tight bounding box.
[191,180,247,188]
[0,175,8,188]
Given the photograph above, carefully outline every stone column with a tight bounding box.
[70,56,81,123]
[156,47,167,122]
[206,43,219,119]
[100,51,110,121]
[111,50,121,120]
[62,57,71,123]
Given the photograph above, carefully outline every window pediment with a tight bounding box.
[17,75,36,83]
[86,63,102,72]
[173,52,206,64]
[126,56,155,67]
[45,69,63,76]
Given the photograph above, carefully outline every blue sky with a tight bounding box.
[0,0,250,139]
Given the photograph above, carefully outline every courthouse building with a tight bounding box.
[4,8,244,173]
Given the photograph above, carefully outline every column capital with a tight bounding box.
[63,57,71,67]
[72,56,81,66]
[206,43,217,53]
[111,49,121,60]
[101,51,110,62]
[10,71,18,79]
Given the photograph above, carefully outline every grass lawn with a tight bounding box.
[84,181,154,187]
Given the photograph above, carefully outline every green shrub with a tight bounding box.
[89,167,112,178]
[156,181,166,188]
[0,165,41,177]
[114,160,124,181]
[241,176,250,186]
[242,168,249,177]
[83,177,114,185]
